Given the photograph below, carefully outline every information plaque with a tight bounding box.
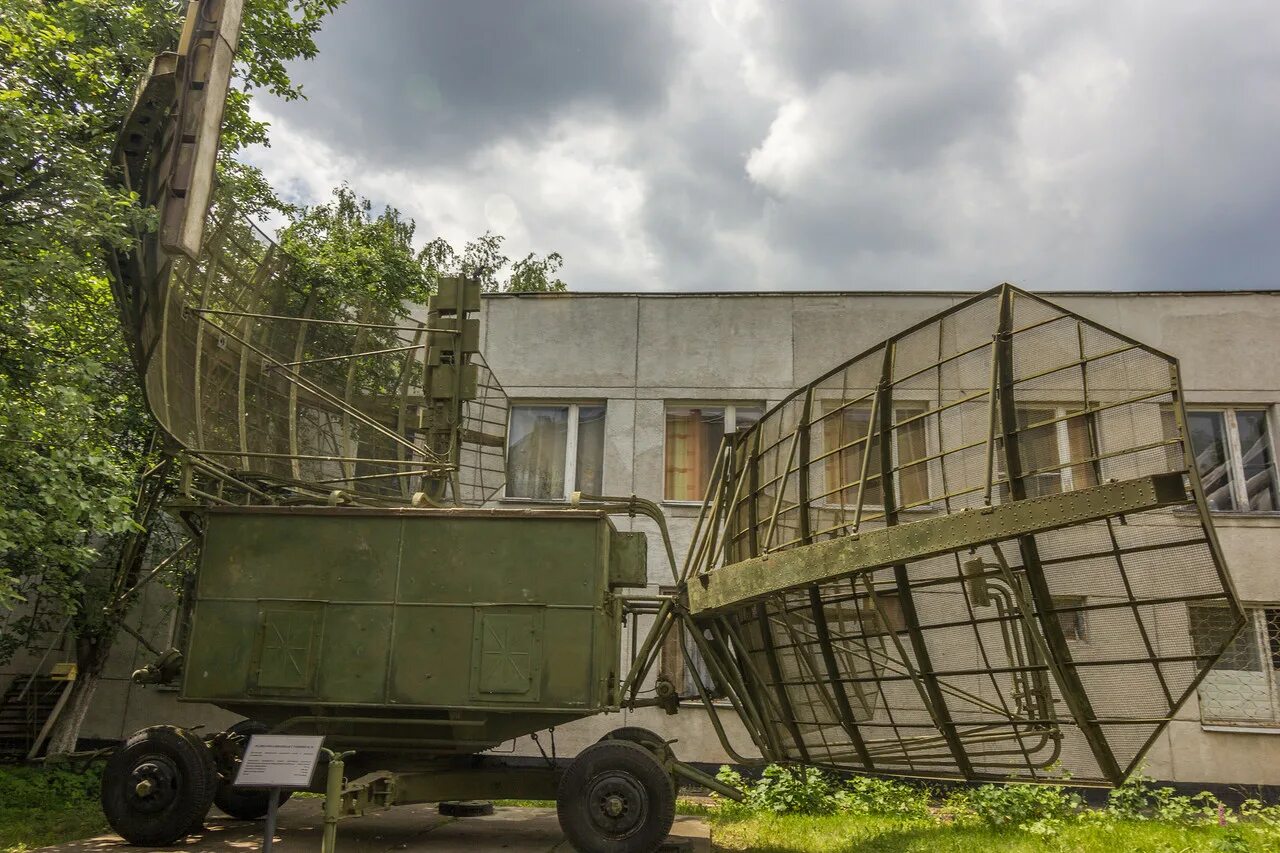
[234,735,325,789]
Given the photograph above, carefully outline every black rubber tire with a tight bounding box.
[599,727,676,792]
[597,727,667,751]
[439,800,495,817]
[557,739,676,853]
[213,720,292,820]
[101,725,218,846]
[182,727,218,834]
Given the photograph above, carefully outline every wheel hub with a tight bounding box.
[587,771,648,838]
[127,755,180,814]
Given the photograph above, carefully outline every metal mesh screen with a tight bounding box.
[449,353,510,505]
[682,284,1241,784]
[115,207,507,506]
[1190,606,1280,724]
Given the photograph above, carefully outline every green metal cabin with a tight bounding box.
[182,507,647,753]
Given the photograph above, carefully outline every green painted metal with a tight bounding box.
[182,506,643,753]
[688,472,1190,615]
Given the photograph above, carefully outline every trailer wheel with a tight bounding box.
[213,720,292,820]
[598,727,668,752]
[557,739,676,853]
[598,727,676,792]
[102,726,218,846]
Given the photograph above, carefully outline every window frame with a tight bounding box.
[662,401,764,505]
[1189,604,1280,727]
[1183,406,1280,514]
[815,400,936,512]
[503,400,606,502]
[1051,595,1088,643]
[992,404,1100,499]
[657,584,731,706]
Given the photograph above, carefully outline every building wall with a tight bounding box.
[30,289,1280,787]
[482,290,1280,787]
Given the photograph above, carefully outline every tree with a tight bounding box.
[279,183,435,309]
[423,231,568,293]
[0,0,344,753]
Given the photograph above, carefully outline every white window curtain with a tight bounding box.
[506,406,568,499]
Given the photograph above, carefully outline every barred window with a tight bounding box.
[1188,605,1280,724]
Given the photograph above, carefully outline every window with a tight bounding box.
[1009,407,1097,498]
[862,592,907,635]
[822,592,906,637]
[664,404,762,502]
[821,404,929,508]
[505,403,605,500]
[1179,409,1278,512]
[1052,596,1087,642]
[657,584,722,699]
[1189,605,1280,724]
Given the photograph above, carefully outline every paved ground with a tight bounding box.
[39,801,711,852]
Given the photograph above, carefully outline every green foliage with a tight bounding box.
[0,763,101,803]
[715,765,932,820]
[507,251,568,293]
[0,0,342,680]
[943,782,1081,836]
[0,764,106,851]
[710,763,1280,849]
[1107,770,1226,824]
[745,765,841,816]
[1240,798,1280,827]
[838,776,933,819]
[709,810,1279,853]
[273,183,444,402]
[423,231,567,293]
[278,183,435,311]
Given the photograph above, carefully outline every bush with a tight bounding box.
[838,776,933,819]
[743,765,840,815]
[1239,799,1280,827]
[1107,772,1225,824]
[712,762,1280,842]
[0,764,101,807]
[945,782,1080,835]
[714,765,934,819]
[0,764,107,852]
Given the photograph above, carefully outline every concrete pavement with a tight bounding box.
[38,800,711,852]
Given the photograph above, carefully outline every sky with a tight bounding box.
[242,0,1280,293]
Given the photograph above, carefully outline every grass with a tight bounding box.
[2,761,1277,853]
[0,764,108,853]
[706,811,1278,852]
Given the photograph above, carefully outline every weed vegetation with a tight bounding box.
[706,764,1280,852]
[2,761,1279,852]
[0,764,107,852]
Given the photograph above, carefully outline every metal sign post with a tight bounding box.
[234,735,325,852]
[262,787,281,853]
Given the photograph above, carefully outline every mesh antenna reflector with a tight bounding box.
[680,284,1241,784]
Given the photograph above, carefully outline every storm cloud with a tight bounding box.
[244,0,1280,292]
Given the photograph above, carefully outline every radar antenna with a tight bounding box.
[658,283,1243,784]
[106,0,507,508]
